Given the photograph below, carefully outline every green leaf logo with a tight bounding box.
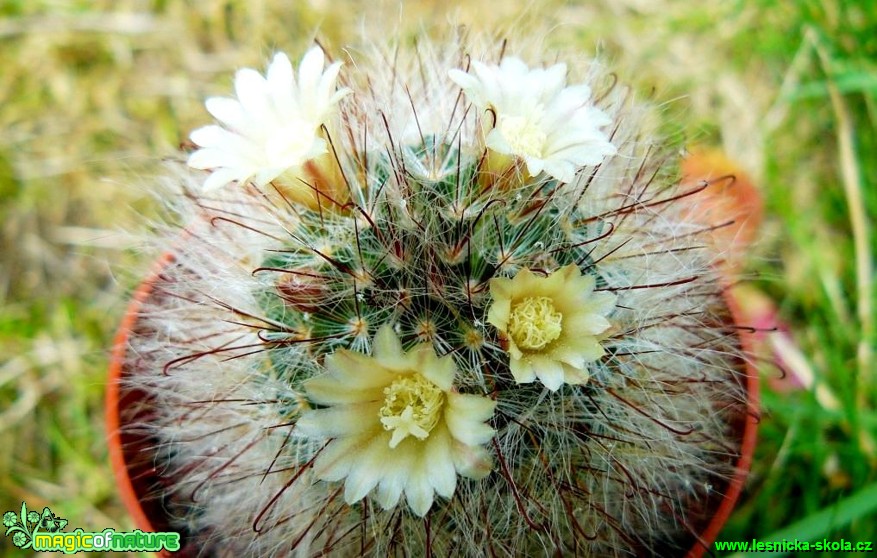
[38,507,67,533]
[3,502,64,550]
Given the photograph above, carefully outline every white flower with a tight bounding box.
[487,264,616,391]
[449,57,616,183]
[296,325,496,516]
[188,47,350,192]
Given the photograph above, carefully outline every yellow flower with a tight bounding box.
[296,325,496,517]
[487,264,616,391]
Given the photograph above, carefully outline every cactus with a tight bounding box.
[120,35,751,557]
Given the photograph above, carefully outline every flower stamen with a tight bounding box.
[499,114,547,159]
[379,374,445,448]
[508,296,563,350]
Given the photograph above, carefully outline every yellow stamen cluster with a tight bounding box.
[500,115,547,159]
[379,374,445,448]
[508,296,563,350]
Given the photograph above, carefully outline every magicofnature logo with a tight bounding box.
[3,502,180,554]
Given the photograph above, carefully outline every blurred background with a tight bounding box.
[0,0,874,555]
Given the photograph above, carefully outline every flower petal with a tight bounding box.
[187,146,231,171]
[447,392,496,423]
[374,441,416,509]
[200,168,244,191]
[304,371,385,405]
[523,155,547,178]
[404,462,435,517]
[189,125,228,149]
[298,47,326,97]
[296,402,383,439]
[318,62,347,110]
[549,345,587,369]
[509,356,536,384]
[588,290,618,315]
[266,52,293,94]
[533,357,565,391]
[485,128,514,155]
[234,68,271,123]
[565,313,612,336]
[311,436,364,482]
[418,350,455,392]
[205,97,247,133]
[562,363,590,385]
[328,349,395,387]
[452,442,493,480]
[445,393,496,447]
[423,427,457,499]
[486,302,511,333]
[445,410,495,447]
[343,436,390,504]
[373,324,406,366]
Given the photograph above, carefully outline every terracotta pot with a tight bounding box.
[107,255,759,557]
[106,253,196,557]
[685,285,760,558]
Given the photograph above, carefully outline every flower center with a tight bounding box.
[379,373,445,448]
[265,117,316,166]
[499,114,547,159]
[508,296,563,350]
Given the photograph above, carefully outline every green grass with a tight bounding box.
[712,2,877,554]
[0,1,874,556]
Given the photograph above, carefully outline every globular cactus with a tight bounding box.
[118,33,752,557]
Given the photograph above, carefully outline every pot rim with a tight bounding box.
[685,284,760,558]
[106,252,175,536]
